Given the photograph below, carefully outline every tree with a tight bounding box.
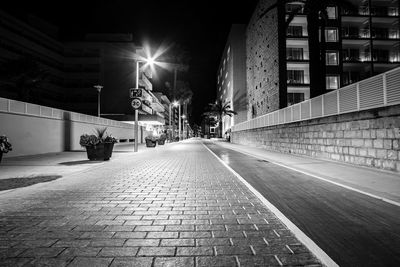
[259,0,355,97]
[204,100,237,138]
[0,56,48,102]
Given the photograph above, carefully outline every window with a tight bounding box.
[287,70,305,84]
[287,93,305,106]
[326,75,340,89]
[210,127,215,133]
[326,6,337,19]
[287,48,304,60]
[287,26,303,37]
[325,28,338,42]
[286,3,304,13]
[343,49,360,61]
[326,51,339,65]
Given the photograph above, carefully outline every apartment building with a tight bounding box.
[0,10,165,119]
[216,24,247,135]
[247,0,400,118]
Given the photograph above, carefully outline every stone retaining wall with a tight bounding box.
[232,105,400,172]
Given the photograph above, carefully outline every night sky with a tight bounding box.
[2,0,259,124]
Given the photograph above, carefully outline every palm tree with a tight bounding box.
[258,0,355,97]
[205,100,237,138]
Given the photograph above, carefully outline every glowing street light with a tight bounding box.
[133,56,157,152]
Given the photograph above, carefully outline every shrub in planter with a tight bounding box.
[145,136,158,147]
[80,128,118,160]
[0,135,12,163]
[157,133,166,145]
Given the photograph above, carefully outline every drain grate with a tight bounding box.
[257,159,269,163]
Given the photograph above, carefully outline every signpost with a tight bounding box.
[130,88,153,152]
[131,98,142,109]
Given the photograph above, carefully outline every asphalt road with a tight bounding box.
[205,142,400,267]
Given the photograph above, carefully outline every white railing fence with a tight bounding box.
[232,67,400,132]
[0,97,133,129]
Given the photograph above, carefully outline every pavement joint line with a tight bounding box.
[212,143,400,208]
[202,142,338,267]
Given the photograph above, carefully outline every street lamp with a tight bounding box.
[93,85,103,117]
[172,101,179,141]
[134,57,156,152]
[181,114,187,140]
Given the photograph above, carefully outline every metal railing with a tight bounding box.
[232,66,400,132]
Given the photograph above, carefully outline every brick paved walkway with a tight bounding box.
[0,140,321,266]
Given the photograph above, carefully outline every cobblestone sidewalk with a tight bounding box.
[0,140,322,266]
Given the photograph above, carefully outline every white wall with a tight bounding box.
[0,97,141,157]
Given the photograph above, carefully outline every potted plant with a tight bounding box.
[80,127,118,160]
[0,135,12,164]
[158,132,167,145]
[145,135,158,147]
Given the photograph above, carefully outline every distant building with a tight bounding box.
[246,0,400,118]
[216,24,247,136]
[0,10,165,124]
[0,10,67,109]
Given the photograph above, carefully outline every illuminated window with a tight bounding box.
[326,6,337,19]
[325,28,338,42]
[326,51,339,65]
[326,75,339,89]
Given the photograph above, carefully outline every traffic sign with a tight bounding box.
[131,98,142,109]
[130,88,142,98]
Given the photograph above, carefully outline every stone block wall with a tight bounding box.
[246,0,281,120]
[232,105,400,172]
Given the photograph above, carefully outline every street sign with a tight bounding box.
[130,88,142,98]
[131,98,142,109]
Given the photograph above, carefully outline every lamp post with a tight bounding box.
[172,101,179,141]
[178,102,181,141]
[133,61,142,152]
[181,114,186,140]
[93,85,103,117]
[133,57,156,152]
[169,102,175,141]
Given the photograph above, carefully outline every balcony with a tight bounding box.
[287,71,310,85]
[342,5,399,16]
[285,3,305,14]
[342,6,370,16]
[371,6,399,16]
[372,28,400,39]
[342,50,372,62]
[286,49,309,61]
[287,26,307,38]
[342,27,371,38]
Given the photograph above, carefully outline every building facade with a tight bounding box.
[216,24,247,135]
[246,0,400,118]
[0,10,167,124]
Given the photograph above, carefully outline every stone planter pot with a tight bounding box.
[157,139,166,145]
[85,143,114,161]
[145,139,157,147]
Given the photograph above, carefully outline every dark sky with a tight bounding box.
[3,0,259,124]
